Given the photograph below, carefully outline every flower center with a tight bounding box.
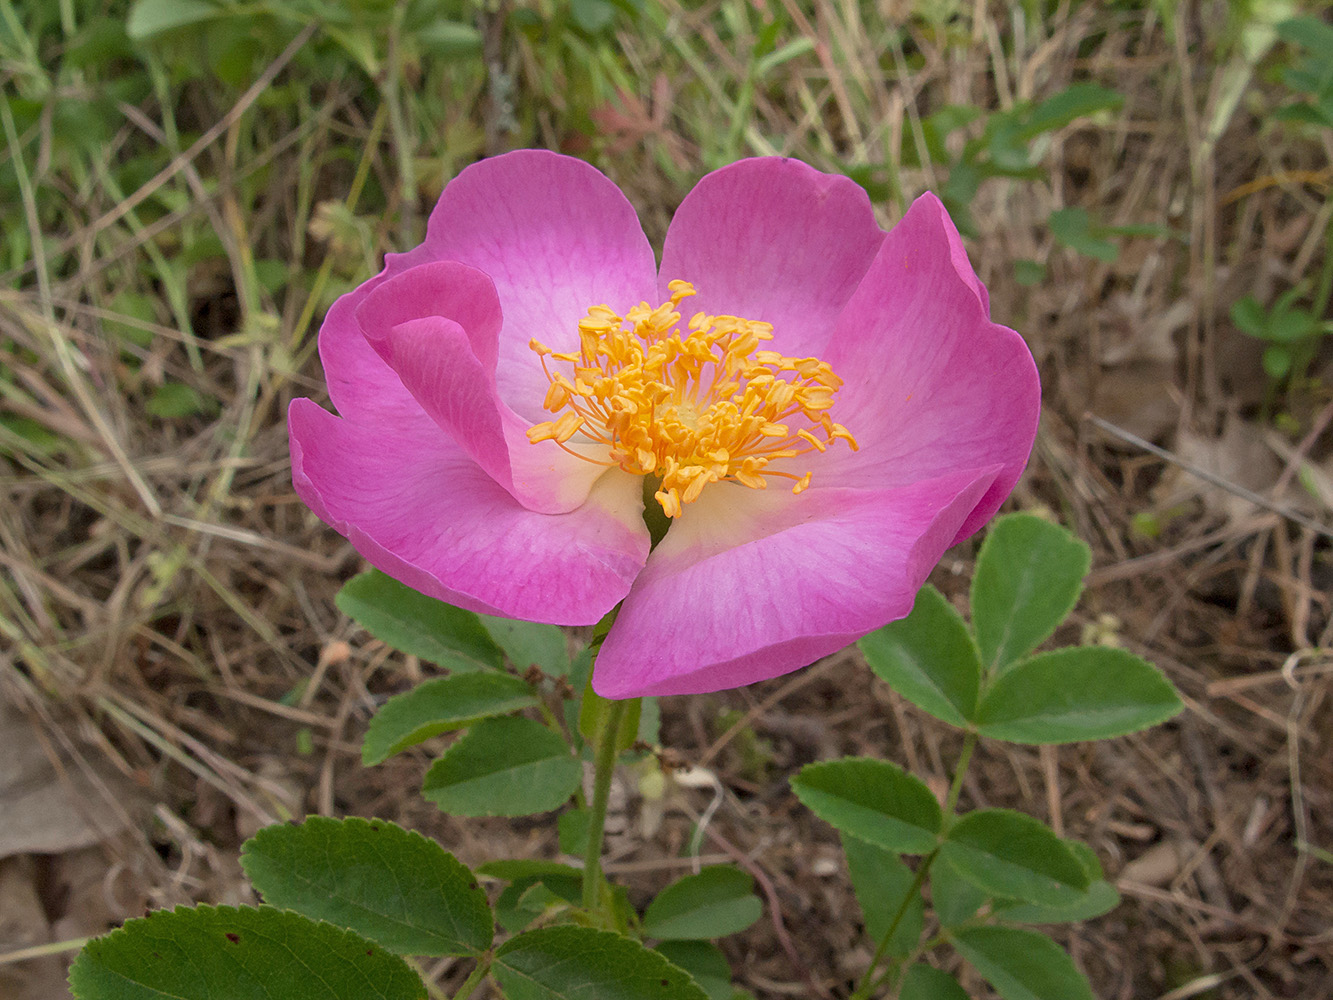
[526,280,857,517]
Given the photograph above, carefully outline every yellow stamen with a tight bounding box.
[525,280,858,517]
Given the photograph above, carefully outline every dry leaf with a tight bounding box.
[0,698,139,860]
[1155,415,1283,523]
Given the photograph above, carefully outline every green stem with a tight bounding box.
[536,698,572,749]
[383,0,418,244]
[848,850,938,1000]
[944,731,978,821]
[866,934,951,998]
[451,959,491,1000]
[851,731,981,1000]
[582,697,629,918]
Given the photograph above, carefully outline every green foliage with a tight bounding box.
[68,508,1186,999]
[866,513,1181,747]
[1230,288,1329,384]
[1019,83,1125,139]
[971,514,1091,675]
[0,414,68,457]
[993,878,1120,924]
[361,672,538,765]
[924,82,1125,236]
[653,942,732,1000]
[1012,259,1048,286]
[494,926,709,1000]
[641,867,762,941]
[413,18,482,59]
[841,835,924,957]
[479,614,572,675]
[859,584,980,726]
[558,808,592,855]
[900,963,971,1000]
[571,0,618,34]
[938,810,1089,907]
[950,925,1095,1000]
[1275,16,1333,128]
[336,570,504,671]
[507,0,647,153]
[1046,207,1119,263]
[145,381,217,418]
[480,860,585,932]
[908,76,1182,266]
[791,758,942,853]
[126,0,222,42]
[68,905,427,1000]
[835,513,1180,996]
[928,852,988,927]
[422,715,581,817]
[581,682,643,754]
[240,817,493,956]
[976,647,1183,743]
[1234,14,1333,407]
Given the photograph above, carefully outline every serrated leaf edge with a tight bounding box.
[69,903,424,1000]
[240,816,492,956]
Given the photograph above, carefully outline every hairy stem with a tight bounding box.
[582,697,630,918]
[944,731,978,821]
[852,730,981,999]
[848,849,938,1000]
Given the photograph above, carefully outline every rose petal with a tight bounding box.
[289,398,648,624]
[299,154,1040,702]
[356,261,606,513]
[421,149,659,420]
[658,158,885,359]
[592,468,999,698]
[822,192,1039,540]
[317,242,441,424]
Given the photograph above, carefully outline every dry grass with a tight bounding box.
[1,1,1331,997]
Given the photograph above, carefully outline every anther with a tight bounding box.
[526,280,854,516]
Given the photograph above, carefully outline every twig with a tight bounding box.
[0,937,89,967]
[1085,414,1333,540]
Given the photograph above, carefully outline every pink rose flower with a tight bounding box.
[289,151,1039,698]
